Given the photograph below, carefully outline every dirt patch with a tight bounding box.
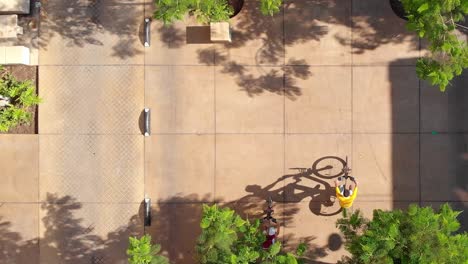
[0,65,38,134]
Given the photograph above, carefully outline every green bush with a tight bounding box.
[154,0,283,24]
[336,203,468,264]
[401,0,468,91]
[196,204,306,264]
[260,0,282,16]
[153,0,193,24]
[154,0,233,24]
[0,66,41,132]
[127,235,169,264]
[193,0,234,24]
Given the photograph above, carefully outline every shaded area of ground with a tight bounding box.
[38,0,144,61]
[390,59,468,232]
[0,193,142,264]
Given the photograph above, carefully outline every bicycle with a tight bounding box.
[261,197,280,249]
[310,156,347,179]
[337,156,354,182]
[335,156,356,217]
[263,196,277,223]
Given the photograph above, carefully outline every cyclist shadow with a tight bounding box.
[244,156,346,216]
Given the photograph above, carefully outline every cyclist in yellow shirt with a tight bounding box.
[335,176,358,208]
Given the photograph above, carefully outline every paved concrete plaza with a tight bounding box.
[0,0,467,263]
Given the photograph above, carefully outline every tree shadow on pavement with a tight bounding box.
[40,194,103,263]
[0,215,38,264]
[192,0,416,99]
[41,193,144,263]
[0,183,342,264]
[0,193,144,264]
[38,0,143,59]
[198,47,310,100]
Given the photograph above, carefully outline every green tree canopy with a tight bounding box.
[196,204,306,264]
[336,203,468,264]
[401,0,468,91]
[153,0,282,24]
[0,66,41,132]
[153,0,233,24]
[127,235,169,264]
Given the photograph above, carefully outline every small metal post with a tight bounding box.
[144,18,151,47]
[144,108,151,136]
[144,196,151,226]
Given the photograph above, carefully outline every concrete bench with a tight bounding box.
[210,22,231,43]
[0,0,30,14]
[0,46,30,65]
[0,15,23,38]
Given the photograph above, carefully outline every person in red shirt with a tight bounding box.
[262,218,280,249]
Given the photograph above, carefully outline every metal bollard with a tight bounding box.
[144,108,151,136]
[144,18,151,47]
[144,196,151,226]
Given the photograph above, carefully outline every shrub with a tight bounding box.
[401,0,468,91]
[193,0,234,24]
[153,0,193,24]
[154,0,233,24]
[0,66,41,132]
[127,235,169,264]
[336,203,468,264]
[196,204,306,264]
[154,0,283,24]
[260,0,282,16]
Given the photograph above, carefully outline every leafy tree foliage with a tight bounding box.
[193,0,235,24]
[154,0,233,24]
[196,204,306,264]
[127,235,169,264]
[0,66,41,132]
[260,0,282,16]
[154,0,283,24]
[401,0,468,91]
[153,0,193,24]
[336,203,468,264]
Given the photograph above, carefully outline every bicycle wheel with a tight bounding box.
[311,156,347,179]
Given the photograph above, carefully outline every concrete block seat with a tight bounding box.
[0,46,30,65]
[0,0,30,14]
[0,15,23,38]
[210,22,231,43]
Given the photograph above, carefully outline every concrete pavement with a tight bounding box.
[0,0,467,263]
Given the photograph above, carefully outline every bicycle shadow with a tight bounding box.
[244,156,347,216]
